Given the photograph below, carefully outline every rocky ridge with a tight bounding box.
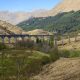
[0,20,24,34]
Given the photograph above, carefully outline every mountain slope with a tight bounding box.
[17,10,80,33]
[33,58,80,80]
[50,0,80,15]
[0,20,24,34]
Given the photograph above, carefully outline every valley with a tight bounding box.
[0,0,80,80]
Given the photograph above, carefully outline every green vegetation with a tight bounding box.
[0,43,7,50]
[0,50,58,80]
[15,37,54,53]
[16,39,34,50]
[17,10,80,34]
[0,37,80,80]
[0,38,59,80]
[0,49,80,80]
[59,50,80,58]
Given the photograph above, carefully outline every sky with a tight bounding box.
[0,0,61,12]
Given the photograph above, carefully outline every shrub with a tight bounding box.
[22,51,51,77]
[0,43,7,50]
[59,50,70,58]
[32,51,52,65]
[25,58,42,77]
[41,55,51,65]
[49,48,59,62]
[69,50,80,58]
[49,36,54,48]
[16,39,34,50]
[59,50,80,58]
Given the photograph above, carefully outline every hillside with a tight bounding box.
[50,0,80,15]
[0,20,24,34]
[33,58,80,80]
[26,29,52,35]
[17,10,80,33]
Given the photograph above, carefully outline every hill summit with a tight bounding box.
[50,0,80,15]
[26,29,52,35]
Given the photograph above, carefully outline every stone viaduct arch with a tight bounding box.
[0,34,54,44]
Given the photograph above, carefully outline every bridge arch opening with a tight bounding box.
[4,37,9,44]
[10,37,16,44]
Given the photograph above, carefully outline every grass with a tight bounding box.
[59,50,80,58]
[0,46,80,80]
[0,50,52,80]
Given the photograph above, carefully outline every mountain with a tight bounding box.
[17,0,80,33]
[0,10,50,25]
[0,0,80,25]
[51,0,80,14]
[17,10,80,33]
[1,0,80,24]
[0,20,24,34]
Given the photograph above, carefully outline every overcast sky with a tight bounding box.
[0,0,61,12]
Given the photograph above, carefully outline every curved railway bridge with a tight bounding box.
[0,34,54,44]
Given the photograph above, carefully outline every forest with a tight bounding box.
[17,10,80,34]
